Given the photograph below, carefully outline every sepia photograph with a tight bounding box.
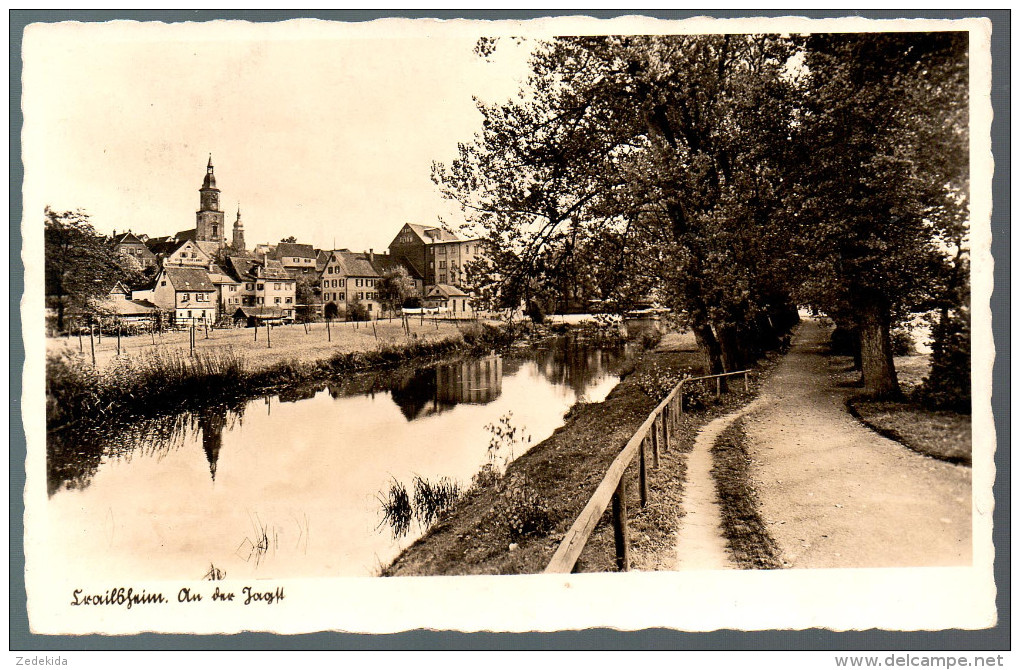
[19,13,997,638]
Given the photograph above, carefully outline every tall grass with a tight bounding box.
[46,321,523,430]
[46,348,249,429]
[378,475,462,538]
[412,475,461,527]
[378,479,413,539]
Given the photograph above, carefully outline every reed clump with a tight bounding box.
[47,348,249,428]
[379,475,463,539]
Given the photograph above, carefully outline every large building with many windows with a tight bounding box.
[387,223,481,291]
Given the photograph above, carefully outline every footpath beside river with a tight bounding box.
[382,332,771,576]
[744,318,972,568]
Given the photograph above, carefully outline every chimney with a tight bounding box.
[369,248,375,262]
[112,229,117,239]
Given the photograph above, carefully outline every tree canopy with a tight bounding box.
[434,32,969,396]
[44,207,127,331]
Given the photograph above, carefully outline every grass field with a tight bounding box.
[47,318,477,373]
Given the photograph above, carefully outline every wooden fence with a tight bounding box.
[544,369,751,574]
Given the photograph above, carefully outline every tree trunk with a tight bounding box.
[850,328,863,371]
[692,322,724,375]
[857,294,900,397]
[717,324,744,372]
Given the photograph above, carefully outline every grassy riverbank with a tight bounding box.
[46,320,521,430]
[382,332,788,576]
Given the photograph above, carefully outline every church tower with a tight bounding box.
[196,155,226,246]
[232,204,246,252]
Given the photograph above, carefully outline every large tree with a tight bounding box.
[44,207,124,332]
[790,32,969,396]
[436,35,801,372]
[376,267,416,318]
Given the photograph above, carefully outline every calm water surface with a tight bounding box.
[47,337,633,580]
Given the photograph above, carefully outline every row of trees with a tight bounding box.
[436,32,969,400]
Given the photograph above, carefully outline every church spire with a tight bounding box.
[232,201,246,253]
[196,155,225,246]
[202,154,218,191]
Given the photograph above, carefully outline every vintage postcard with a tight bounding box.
[21,14,996,635]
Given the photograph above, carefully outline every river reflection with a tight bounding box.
[46,336,633,579]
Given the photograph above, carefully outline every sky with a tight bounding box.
[22,20,534,253]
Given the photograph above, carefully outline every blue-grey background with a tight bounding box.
[9,9,1010,651]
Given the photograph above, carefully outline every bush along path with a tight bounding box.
[742,318,972,569]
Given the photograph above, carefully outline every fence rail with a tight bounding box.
[544,369,750,574]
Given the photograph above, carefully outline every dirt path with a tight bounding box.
[744,319,972,568]
[674,398,767,570]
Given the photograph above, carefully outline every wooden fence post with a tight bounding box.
[639,437,648,507]
[327,319,331,342]
[372,320,378,340]
[205,322,210,339]
[612,477,630,572]
[254,322,258,342]
[78,328,84,353]
[651,416,660,463]
[89,326,96,367]
[267,322,272,348]
[663,403,670,450]
[744,371,750,392]
[116,324,121,356]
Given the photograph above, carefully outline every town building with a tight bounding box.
[319,249,422,319]
[224,256,296,322]
[144,266,218,326]
[272,242,318,277]
[148,238,214,269]
[320,249,380,318]
[98,280,159,323]
[110,231,157,270]
[207,264,243,317]
[424,283,473,315]
[387,223,481,290]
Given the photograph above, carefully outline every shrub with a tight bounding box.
[348,299,370,322]
[634,362,686,401]
[525,298,545,325]
[916,306,970,413]
[495,473,553,540]
[471,462,502,489]
[890,328,915,356]
[639,330,663,350]
[679,383,717,411]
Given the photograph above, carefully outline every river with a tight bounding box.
[45,336,634,580]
